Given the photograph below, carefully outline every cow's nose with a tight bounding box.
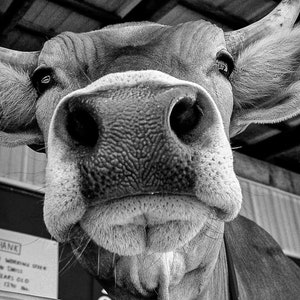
[49,73,223,198]
[51,97,102,150]
[169,96,204,142]
[59,92,205,150]
[65,103,100,148]
[53,84,216,156]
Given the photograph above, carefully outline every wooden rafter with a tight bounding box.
[123,0,175,22]
[49,0,121,24]
[0,0,35,35]
[237,124,300,161]
[17,20,56,39]
[179,0,249,29]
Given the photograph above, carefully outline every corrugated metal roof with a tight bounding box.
[24,0,101,33]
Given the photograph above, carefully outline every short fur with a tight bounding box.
[231,26,300,120]
[0,62,37,131]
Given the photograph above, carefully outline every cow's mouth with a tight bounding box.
[70,223,189,298]
[78,194,210,256]
[70,194,214,298]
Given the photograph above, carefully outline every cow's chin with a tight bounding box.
[79,195,209,256]
[70,225,190,298]
[68,196,222,298]
[70,195,211,298]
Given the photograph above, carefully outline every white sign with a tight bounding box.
[0,228,58,299]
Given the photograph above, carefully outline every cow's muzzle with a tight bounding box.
[45,70,242,255]
[50,71,221,198]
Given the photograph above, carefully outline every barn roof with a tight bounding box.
[0,0,299,174]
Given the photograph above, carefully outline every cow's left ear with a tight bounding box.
[230,27,300,137]
[0,61,43,147]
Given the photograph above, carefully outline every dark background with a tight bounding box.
[0,182,104,300]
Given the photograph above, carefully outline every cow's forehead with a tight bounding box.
[97,21,223,46]
[39,20,226,69]
[36,20,232,135]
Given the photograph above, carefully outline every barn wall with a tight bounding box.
[234,152,300,196]
[0,145,46,189]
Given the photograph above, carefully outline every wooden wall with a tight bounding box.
[234,152,300,196]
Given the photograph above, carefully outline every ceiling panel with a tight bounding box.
[0,0,13,14]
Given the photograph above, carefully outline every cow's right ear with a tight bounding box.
[0,60,43,147]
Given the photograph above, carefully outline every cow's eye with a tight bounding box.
[31,67,54,95]
[216,50,234,78]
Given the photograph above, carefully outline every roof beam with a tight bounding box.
[49,0,121,25]
[237,124,300,161]
[17,20,56,38]
[234,152,300,196]
[123,0,174,22]
[0,0,35,35]
[150,0,178,22]
[179,0,249,29]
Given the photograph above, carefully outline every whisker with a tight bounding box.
[77,61,92,84]
[97,246,101,276]
[114,261,117,288]
[231,146,242,150]
[59,253,77,275]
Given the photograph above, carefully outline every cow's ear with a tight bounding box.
[230,27,300,137]
[0,62,43,147]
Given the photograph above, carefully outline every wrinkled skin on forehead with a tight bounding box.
[36,22,233,141]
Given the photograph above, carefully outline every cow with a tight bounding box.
[1,0,300,299]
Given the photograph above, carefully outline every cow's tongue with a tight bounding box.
[115,252,186,300]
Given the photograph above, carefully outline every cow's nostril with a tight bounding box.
[170,96,203,140]
[66,106,99,147]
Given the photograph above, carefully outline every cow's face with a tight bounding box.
[2,2,300,297]
[32,22,240,251]
[36,22,234,138]
[37,22,242,294]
